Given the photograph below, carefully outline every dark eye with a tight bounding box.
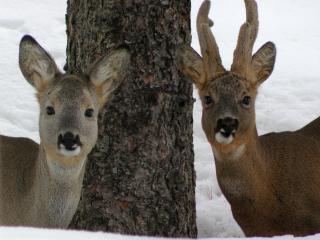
[242,96,251,107]
[204,96,213,105]
[46,106,55,115]
[85,108,94,118]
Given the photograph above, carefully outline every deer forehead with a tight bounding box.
[202,74,254,98]
[42,75,97,107]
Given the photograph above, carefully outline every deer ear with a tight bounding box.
[89,49,130,107]
[177,45,206,88]
[251,42,276,85]
[19,35,60,91]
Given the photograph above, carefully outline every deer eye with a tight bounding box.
[85,108,94,118]
[46,106,55,115]
[204,96,213,105]
[241,96,251,107]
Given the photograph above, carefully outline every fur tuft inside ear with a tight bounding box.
[177,45,206,88]
[89,49,130,107]
[19,35,60,91]
[251,41,276,85]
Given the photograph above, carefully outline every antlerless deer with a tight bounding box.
[178,0,320,237]
[0,35,130,228]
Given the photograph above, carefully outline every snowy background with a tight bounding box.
[0,0,319,239]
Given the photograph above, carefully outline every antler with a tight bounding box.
[231,0,259,78]
[197,0,226,80]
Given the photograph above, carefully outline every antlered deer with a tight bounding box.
[178,0,320,237]
[0,35,130,228]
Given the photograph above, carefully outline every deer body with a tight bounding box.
[0,136,85,227]
[179,0,320,236]
[215,117,320,236]
[0,35,130,228]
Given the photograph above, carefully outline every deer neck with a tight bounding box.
[212,126,270,204]
[32,144,86,227]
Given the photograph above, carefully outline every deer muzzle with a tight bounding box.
[215,117,239,145]
[58,132,82,157]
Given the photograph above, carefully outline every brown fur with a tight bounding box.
[0,35,130,228]
[178,0,320,237]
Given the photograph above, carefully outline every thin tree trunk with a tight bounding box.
[66,0,196,237]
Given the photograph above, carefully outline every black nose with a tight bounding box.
[58,132,81,151]
[216,117,239,137]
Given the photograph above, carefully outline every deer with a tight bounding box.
[0,35,130,228]
[178,0,320,237]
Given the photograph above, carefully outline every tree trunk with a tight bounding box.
[66,0,196,237]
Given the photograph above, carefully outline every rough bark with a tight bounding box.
[66,0,196,237]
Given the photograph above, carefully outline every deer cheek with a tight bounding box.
[201,113,216,143]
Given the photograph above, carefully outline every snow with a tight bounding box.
[2,227,320,240]
[1,227,192,240]
[0,0,319,239]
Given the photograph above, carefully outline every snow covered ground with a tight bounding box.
[0,0,319,239]
[2,227,320,240]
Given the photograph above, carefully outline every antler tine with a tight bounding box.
[197,0,226,80]
[231,0,259,78]
[245,0,259,46]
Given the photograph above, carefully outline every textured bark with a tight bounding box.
[66,0,196,237]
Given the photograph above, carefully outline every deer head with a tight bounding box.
[19,35,130,167]
[178,0,276,151]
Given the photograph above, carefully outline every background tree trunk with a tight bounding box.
[66,0,196,237]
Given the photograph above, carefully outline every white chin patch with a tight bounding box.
[215,132,234,145]
[59,144,81,157]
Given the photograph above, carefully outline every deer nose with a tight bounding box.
[216,117,239,137]
[58,132,81,151]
